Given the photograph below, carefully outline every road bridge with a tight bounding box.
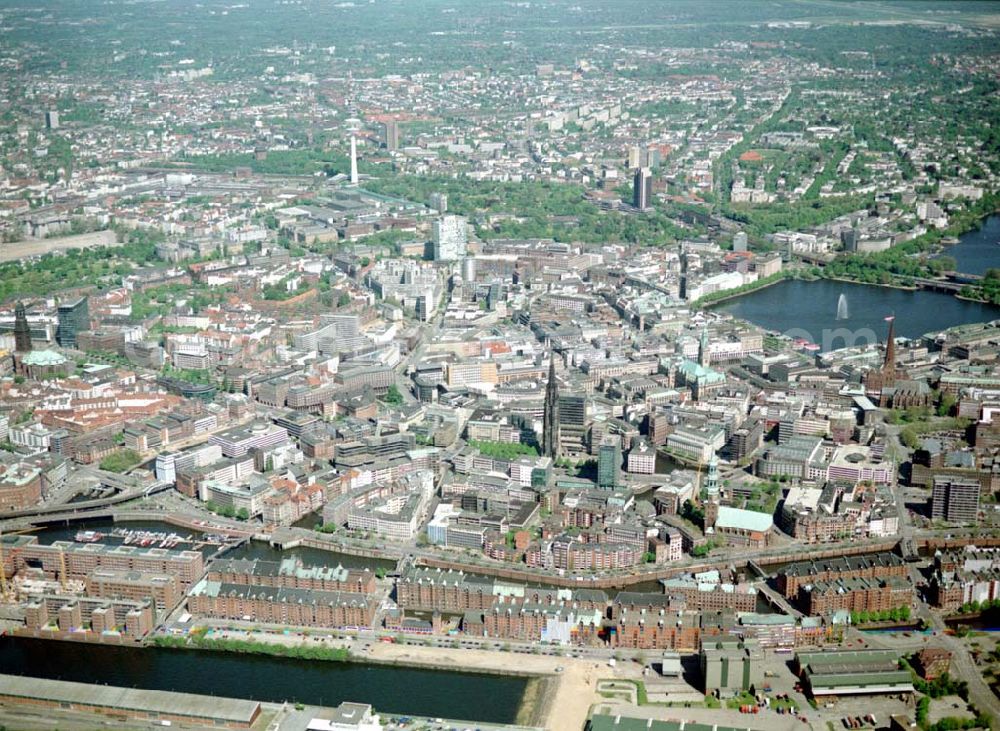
[755,580,803,618]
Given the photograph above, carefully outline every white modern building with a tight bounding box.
[432,215,468,261]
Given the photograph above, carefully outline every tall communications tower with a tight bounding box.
[349,135,359,185]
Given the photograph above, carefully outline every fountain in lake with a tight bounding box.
[836,293,849,320]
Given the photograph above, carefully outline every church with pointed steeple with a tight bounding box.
[542,354,559,458]
[865,316,933,409]
[864,316,900,402]
[13,301,31,354]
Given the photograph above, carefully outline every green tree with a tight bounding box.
[382,384,404,405]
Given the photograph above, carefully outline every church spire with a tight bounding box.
[883,315,896,372]
[13,301,31,353]
[542,354,559,458]
[698,326,709,368]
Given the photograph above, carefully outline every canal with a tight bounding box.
[0,636,530,723]
[27,518,396,571]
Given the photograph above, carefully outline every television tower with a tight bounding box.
[349,135,359,185]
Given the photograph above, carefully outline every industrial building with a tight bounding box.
[700,638,764,695]
[0,675,261,729]
[590,715,756,731]
[794,649,915,697]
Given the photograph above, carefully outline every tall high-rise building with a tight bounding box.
[597,436,621,489]
[382,120,400,151]
[432,215,467,261]
[557,392,588,456]
[627,145,642,169]
[841,227,859,252]
[645,146,662,168]
[542,356,559,458]
[931,476,980,524]
[45,110,59,130]
[349,135,359,185]
[56,296,89,349]
[429,192,448,214]
[733,231,748,252]
[633,167,652,210]
[13,301,32,353]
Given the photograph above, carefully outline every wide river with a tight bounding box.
[0,636,530,723]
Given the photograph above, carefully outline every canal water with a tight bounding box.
[26,518,222,557]
[713,278,998,350]
[27,518,395,570]
[226,539,396,572]
[0,636,529,723]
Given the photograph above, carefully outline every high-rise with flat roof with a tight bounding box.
[557,392,588,455]
[633,167,652,210]
[931,476,980,524]
[56,296,89,349]
[597,436,621,489]
[432,215,468,261]
[382,119,400,150]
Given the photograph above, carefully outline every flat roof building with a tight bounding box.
[795,649,915,697]
[931,475,980,524]
[0,674,261,728]
[700,638,764,695]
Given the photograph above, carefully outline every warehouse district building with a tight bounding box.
[589,715,759,731]
[0,674,261,728]
[700,638,764,695]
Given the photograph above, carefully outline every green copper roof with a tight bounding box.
[21,349,67,366]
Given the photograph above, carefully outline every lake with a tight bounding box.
[945,213,1000,275]
[712,278,999,351]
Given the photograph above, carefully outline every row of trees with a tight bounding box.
[849,606,911,625]
[152,631,351,663]
[954,598,1000,615]
[204,500,250,521]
